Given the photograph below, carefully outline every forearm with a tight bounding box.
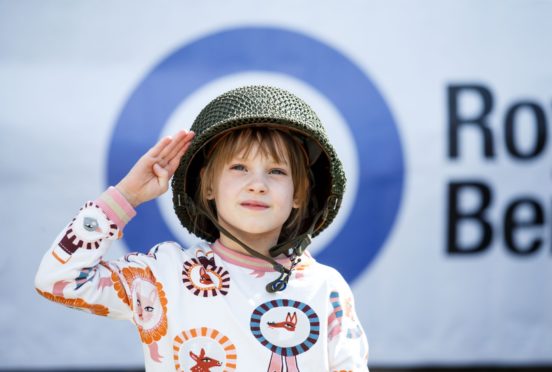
[34,187,136,319]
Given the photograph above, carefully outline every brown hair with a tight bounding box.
[196,127,310,242]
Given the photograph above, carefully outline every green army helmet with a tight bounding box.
[171,86,346,291]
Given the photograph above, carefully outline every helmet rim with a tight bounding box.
[171,85,346,243]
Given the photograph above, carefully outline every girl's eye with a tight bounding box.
[269,168,287,175]
[230,164,246,171]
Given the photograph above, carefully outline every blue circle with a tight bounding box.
[250,299,319,356]
[107,27,404,284]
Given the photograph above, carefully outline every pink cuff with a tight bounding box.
[95,186,137,230]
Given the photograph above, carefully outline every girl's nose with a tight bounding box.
[247,173,268,194]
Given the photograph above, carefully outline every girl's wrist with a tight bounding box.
[114,182,141,208]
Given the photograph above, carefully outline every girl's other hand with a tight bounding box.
[115,130,195,208]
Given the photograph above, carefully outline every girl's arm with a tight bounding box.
[34,187,138,319]
[328,274,370,371]
[34,131,194,319]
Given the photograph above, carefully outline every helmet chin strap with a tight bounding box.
[178,193,328,293]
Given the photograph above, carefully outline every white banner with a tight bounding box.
[1,0,551,368]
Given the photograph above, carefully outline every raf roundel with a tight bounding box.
[108,26,404,284]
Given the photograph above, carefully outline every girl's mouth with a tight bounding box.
[241,201,269,210]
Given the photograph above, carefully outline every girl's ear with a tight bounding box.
[292,197,301,209]
[200,167,215,200]
[207,188,214,200]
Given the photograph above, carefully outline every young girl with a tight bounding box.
[35,86,369,371]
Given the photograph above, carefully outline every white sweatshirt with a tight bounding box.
[35,187,369,371]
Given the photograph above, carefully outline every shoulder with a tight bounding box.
[308,259,353,293]
[148,240,213,259]
[123,240,212,265]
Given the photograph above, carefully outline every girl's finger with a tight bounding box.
[161,131,189,164]
[157,130,188,160]
[167,141,192,175]
[148,136,173,158]
[153,163,169,189]
[160,131,195,168]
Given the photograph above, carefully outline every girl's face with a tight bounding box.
[209,143,299,245]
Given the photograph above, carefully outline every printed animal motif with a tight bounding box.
[36,286,109,316]
[199,267,213,285]
[83,217,100,232]
[267,312,297,332]
[74,267,97,290]
[196,249,216,268]
[172,327,237,371]
[268,352,300,372]
[342,297,361,338]
[111,267,168,363]
[53,202,118,264]
[97,276,113,291]
[328,291,343,340]
[182,250,231,297]
[189,348,222,371]
[249,259,310,279]
[344,298,354,318]
[125,243,164,263]
[328,291,364,340]
[52,280,71,297]
[135,282,158,323]
[250,300,320,372]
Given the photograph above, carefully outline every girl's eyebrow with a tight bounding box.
[269,160,289,166]
[264,156,289,166]
[231,153,289,165]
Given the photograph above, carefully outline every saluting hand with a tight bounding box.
[115,130,195,208]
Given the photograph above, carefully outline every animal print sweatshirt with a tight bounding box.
[35,187,369,371]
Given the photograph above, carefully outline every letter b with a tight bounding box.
[447,181,493,254]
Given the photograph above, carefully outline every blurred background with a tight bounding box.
[1,0,551,370]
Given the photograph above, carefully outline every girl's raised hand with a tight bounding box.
[115,130,195,207]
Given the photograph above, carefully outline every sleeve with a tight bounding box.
[34,186,143,320]
[327,271,370,372]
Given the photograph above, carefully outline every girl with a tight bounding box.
[35,86,369,371]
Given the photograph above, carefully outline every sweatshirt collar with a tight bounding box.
[211,239,312,272]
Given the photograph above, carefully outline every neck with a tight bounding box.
[219,232,277,257]
[217,221,281,257]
